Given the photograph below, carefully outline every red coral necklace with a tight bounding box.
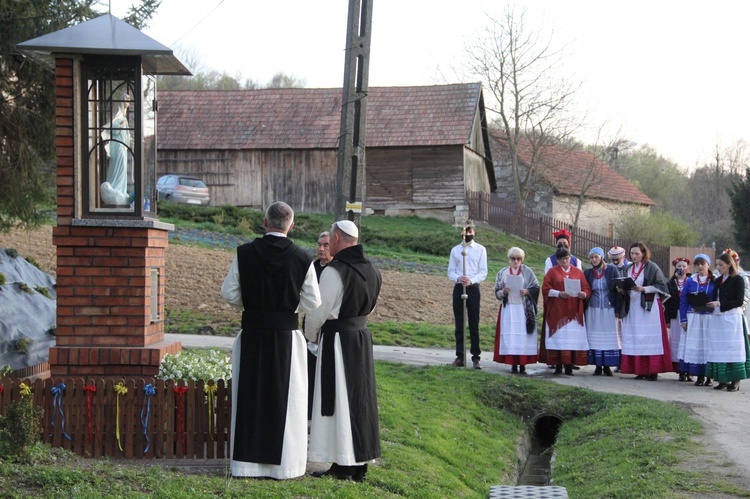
[630,262,645,282]
[593,264,606,279]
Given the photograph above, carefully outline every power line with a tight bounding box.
[168,0,226,47]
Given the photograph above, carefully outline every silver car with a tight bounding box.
[156,175,210,206]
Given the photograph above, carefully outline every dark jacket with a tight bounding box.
[665,273,691,321]
[713,273,746,312]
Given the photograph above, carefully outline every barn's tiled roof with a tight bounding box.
[157,83,483,150]
[491,133,655,206]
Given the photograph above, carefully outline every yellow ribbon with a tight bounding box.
[114,382,128,451]
[204,384,217,439]
[19,382,32,397]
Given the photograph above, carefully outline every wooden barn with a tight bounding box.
[156,83,495,221]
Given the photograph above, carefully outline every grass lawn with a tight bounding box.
[2,363,746,498]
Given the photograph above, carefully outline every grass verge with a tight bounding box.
[2,364,746,498]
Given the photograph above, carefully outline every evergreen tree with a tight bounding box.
[729,167,750,255]
[0,0,159,232]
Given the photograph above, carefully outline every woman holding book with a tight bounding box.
[584,247,620,376]
[493,247,540,374]
[706,252,750,392]
[617,242,672,381]
[665,257,691,381]
[541,247,591,375]
[679,253,716,386]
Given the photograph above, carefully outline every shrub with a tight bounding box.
[0,272,5,286]
[158,348,232,381]
[0,399,42,460]
[34,286,52,299]
[5,248,19,258]
[25,256,41,269]
[14,338,32,355]
[18,282,33,294]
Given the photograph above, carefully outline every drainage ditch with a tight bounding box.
[516,413,563,486]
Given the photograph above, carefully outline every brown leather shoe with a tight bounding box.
[451,358,465,367]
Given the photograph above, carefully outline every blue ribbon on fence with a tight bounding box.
[50,383,72,441]
[141,383,156,454]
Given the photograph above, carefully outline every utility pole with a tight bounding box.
[334,0,373,227]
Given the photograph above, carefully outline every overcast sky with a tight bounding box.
[111,0,750,170]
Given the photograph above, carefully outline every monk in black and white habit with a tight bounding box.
[305,220,382,483]
[221,201,321,479]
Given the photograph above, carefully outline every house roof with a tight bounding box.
[490,133,655,206]
[157,83,484,150]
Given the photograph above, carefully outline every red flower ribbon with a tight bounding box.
[83,385,97,443]
[174,386,188,453]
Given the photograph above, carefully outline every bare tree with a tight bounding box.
[466,7,581,207]
[683,139,748,249]
[562,125,630,230]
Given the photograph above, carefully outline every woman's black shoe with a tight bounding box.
[603,366,613,376]
[714,383,728,390]
[511,365,518,374]
[646,374,658,381]
[519,365,526,374]
[704,378,713,387]
[694,376,704,386]
[564,365,574,376]
[634,375,645,380]
[553,366,563,375]
[727,381,741,392]
[593,366,603,376]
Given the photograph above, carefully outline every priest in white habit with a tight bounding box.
[221,201,321,479]
[305,220,382,483]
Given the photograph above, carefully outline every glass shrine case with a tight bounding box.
[82,56,157,218]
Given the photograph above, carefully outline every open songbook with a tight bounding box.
[613,276,636,291]
[686,291,712,313]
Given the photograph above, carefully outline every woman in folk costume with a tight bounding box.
[722,248,750,326]
[583,247,620,376]
[679,253,716,386]
[706,253,750,392]
[541,247,591,375]
[665,257,691,381]
[493,247,540,374]
[617,242,672,381]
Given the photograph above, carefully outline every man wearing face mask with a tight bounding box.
[544,229,582,274]
[448,223,488,369]
[665,257,691,381]
[541,229,582,369]
[606,246,629,372]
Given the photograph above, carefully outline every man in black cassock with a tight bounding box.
[221,201,321,479]
[305,220,382,483]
